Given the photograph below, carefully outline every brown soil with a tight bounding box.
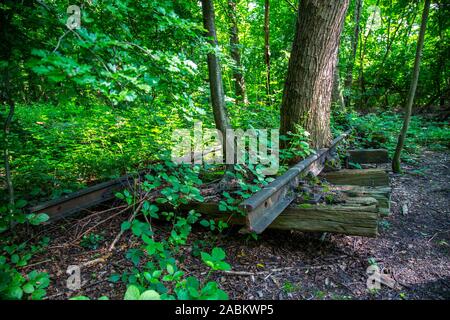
[24,151,450,300]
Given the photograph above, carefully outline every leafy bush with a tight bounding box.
[333,111,449,162]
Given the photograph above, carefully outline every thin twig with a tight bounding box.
[108,200,144,251]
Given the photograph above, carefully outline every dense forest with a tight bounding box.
[0,0,449,302]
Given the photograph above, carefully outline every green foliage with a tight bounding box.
[80,233,105,250]
[279,125,314,164]
[335,111,449,162]
[111,161,231,300]
[0,237,50,300]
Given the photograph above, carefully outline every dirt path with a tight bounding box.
[215,151,450,300]
[30,151,449,300]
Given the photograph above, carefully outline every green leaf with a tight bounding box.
[121,221,131,231]
[216,261,231,271]
[11,254,19,264]
[23,283,35,294]
[139,290,161,300]
[70,296,91,300]
[212,247,226,260]
[199,219,209,227]
[166,264,174,275]
[9,286,23,300]
[28,213,49,225]
[31,288,46,300]
[15,199,28,209]
[124,285,141,300]
[109,274,121,283]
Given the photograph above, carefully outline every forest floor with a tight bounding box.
[27,150,450,300]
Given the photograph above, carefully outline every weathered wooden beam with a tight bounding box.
[321,169,389,187]
[333,185,391,216]
[193,197,379,237]
[346,149,389,165]
[271,205,378,237]
[240,131,350,234]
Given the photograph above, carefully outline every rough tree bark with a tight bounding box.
[344,0,363,108]
[280,0,349,149]
[392,0,430,173]
[228,0,248,105]
[264,0,271,103]
[201,0,232,160]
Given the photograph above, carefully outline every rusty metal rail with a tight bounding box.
[240,131,349,234]
[29,174,136,221]
[29,147,221,221]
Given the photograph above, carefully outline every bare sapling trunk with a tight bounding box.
[392,0,430,173]
[201,0,232,159]
[280,0,349,149]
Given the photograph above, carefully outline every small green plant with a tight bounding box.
[324,194,335,204]
[314,290,327,300]
[80,233,105,250]
[279,125,314,163]
[368,288,380,296]
[282,281,301,293]
[367,257,378,267]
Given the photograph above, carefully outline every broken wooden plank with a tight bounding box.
[240,131,350,234]
[346,149,389,165]
[321,169,389,187]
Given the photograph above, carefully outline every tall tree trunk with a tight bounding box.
[264,0,271,104]
[392,0,430,173]
[228,0,248,105]
[280,0,349,149]
[201,0,231,143]
[344,0,363,108]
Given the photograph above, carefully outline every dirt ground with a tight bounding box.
[26,151,450,300]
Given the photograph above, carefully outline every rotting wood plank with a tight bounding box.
[188,198,379,237]
[333,185,391,216]
[321,169,389,187]
[239,131,349,234]
[345,149,389,165]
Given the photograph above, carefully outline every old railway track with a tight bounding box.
[29,131,391,237]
